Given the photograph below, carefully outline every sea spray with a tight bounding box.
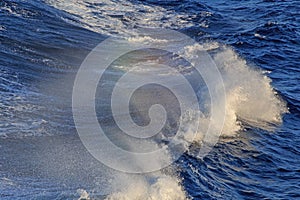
[100,42,287,199]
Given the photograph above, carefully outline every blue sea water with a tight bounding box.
[0,0,299,199]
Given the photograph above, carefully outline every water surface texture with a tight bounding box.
[0,0,299,199]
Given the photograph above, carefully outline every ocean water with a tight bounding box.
[0,0,299,199]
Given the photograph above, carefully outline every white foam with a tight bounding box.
[180,44,287,139]
[45,0,202,37]
[77,189,91,200]
[128,36,169,44]
[106,173,187,200]
[254,33,266,39]
[212,46,287,135]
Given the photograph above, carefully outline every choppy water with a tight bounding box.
[0,0,299,199]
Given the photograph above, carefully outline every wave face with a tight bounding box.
[0,0,299,199]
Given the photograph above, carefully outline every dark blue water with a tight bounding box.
[0,0,299,199]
